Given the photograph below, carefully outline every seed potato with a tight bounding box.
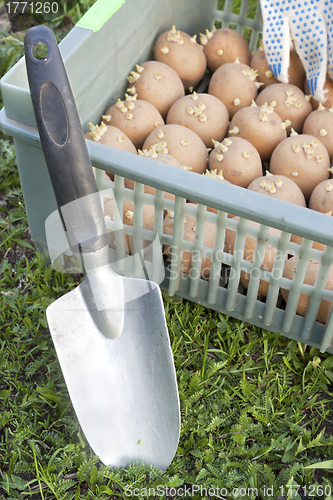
[202,27,251,74]
[281,257,333,323]
[255,83,312,134]
[104,98,164,149]
[84,124,137,181]
[127,61,185,119]
[269,134,330,201]
[309,179,333,215]
[303,106,333,159]
[166,92,229,147]
[209,136,262,188]
[305,77,333,110]
[247,174,306,206]
[84,123,137,153]
[154,26,206,89]
[142,124,208,174]
[124,152,182,201]
[228,104,287,162]
[251,47,305,90]
[248,174,323,250]
[208,62,259,118]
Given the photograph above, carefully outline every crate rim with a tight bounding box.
[1,105,333,249]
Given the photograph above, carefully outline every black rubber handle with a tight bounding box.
[24,25,109,254]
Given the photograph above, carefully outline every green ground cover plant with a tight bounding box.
[1,1,333,499]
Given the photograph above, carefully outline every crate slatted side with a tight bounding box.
[212,0,262,51]
[97,165,333,354]
[244,223,272,319]
[262,231,291,325]
[152,188,165,285]
[282,239,313,333]
[300,246,333,341]
[225,217,247,311]
[207,211,228,305]
[321,310,333,352]
[188,203,207,298]
[113,175,126,275]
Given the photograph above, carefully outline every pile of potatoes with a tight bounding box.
[86,24,333,324]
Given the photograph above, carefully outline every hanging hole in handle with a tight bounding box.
[31,41,49,61]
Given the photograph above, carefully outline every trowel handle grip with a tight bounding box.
[24,25,109,254]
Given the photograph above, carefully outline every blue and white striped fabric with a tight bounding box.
[260,0,333,102]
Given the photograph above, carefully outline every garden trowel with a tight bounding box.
[24,24,180,470]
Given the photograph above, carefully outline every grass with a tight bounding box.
[1,1,333,499]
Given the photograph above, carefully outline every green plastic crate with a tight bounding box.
[1,0,333,353]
